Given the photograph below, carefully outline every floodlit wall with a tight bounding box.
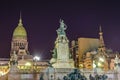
[78,38,99,61]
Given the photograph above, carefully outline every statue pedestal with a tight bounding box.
[52,60,74,68]
[42,68,74,80]
[8,65,20,80]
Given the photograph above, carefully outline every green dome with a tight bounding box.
[13,18,27,38]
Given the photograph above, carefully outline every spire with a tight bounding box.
[18,12,23,26]
[99,25,105,51]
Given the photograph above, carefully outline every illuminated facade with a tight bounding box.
[93,26,108,71]
[71,38,99,68]
[71,26,116,71]
[0,15,49,77]
[11,15,28,55]
[10,14,33,70]
[78,38,99,69]
[0,58,9,76]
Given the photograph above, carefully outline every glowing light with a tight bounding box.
[33,56,40,61]
[0,68,10,76]
[25,62,31,66]
[93,63,96,68]
[93,61,96,68]
[99,57,104,62]
[79,64,83,68]
[97,62,102,67]
[0,71,4,76]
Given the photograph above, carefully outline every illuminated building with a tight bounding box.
[9,14,33,70]
[93,26,109,71]
[71,38,99,68]
[0,58,9,76]
[0,15,49,78]
[11,15,49,72]
[71,40,79,68]
[11,14,28,56]
[78,38,99,69]
[71,26,111,70]
[0,16,119,79]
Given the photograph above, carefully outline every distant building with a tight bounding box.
[71,38,99,68]
[0,14,49,76]
[10,14,34,70]
[71,26,118,71]
[78,38,99,61]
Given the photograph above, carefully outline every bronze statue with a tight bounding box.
[57,19,67,35]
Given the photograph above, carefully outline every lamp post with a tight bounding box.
[33,56,40,62]
[33,56,40,72]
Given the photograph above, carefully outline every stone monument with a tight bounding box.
[50,19,74,68]
[8,51,20,80]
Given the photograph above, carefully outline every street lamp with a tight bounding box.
[33,56,40,61]
[33,56,40,72]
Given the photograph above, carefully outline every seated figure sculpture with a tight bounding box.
[89,74,108,80]
[63,69,87,80]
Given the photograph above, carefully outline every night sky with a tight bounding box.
[0,1,120,59]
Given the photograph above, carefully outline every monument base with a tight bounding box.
[52,60,74,68]
[8,65,20,80]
